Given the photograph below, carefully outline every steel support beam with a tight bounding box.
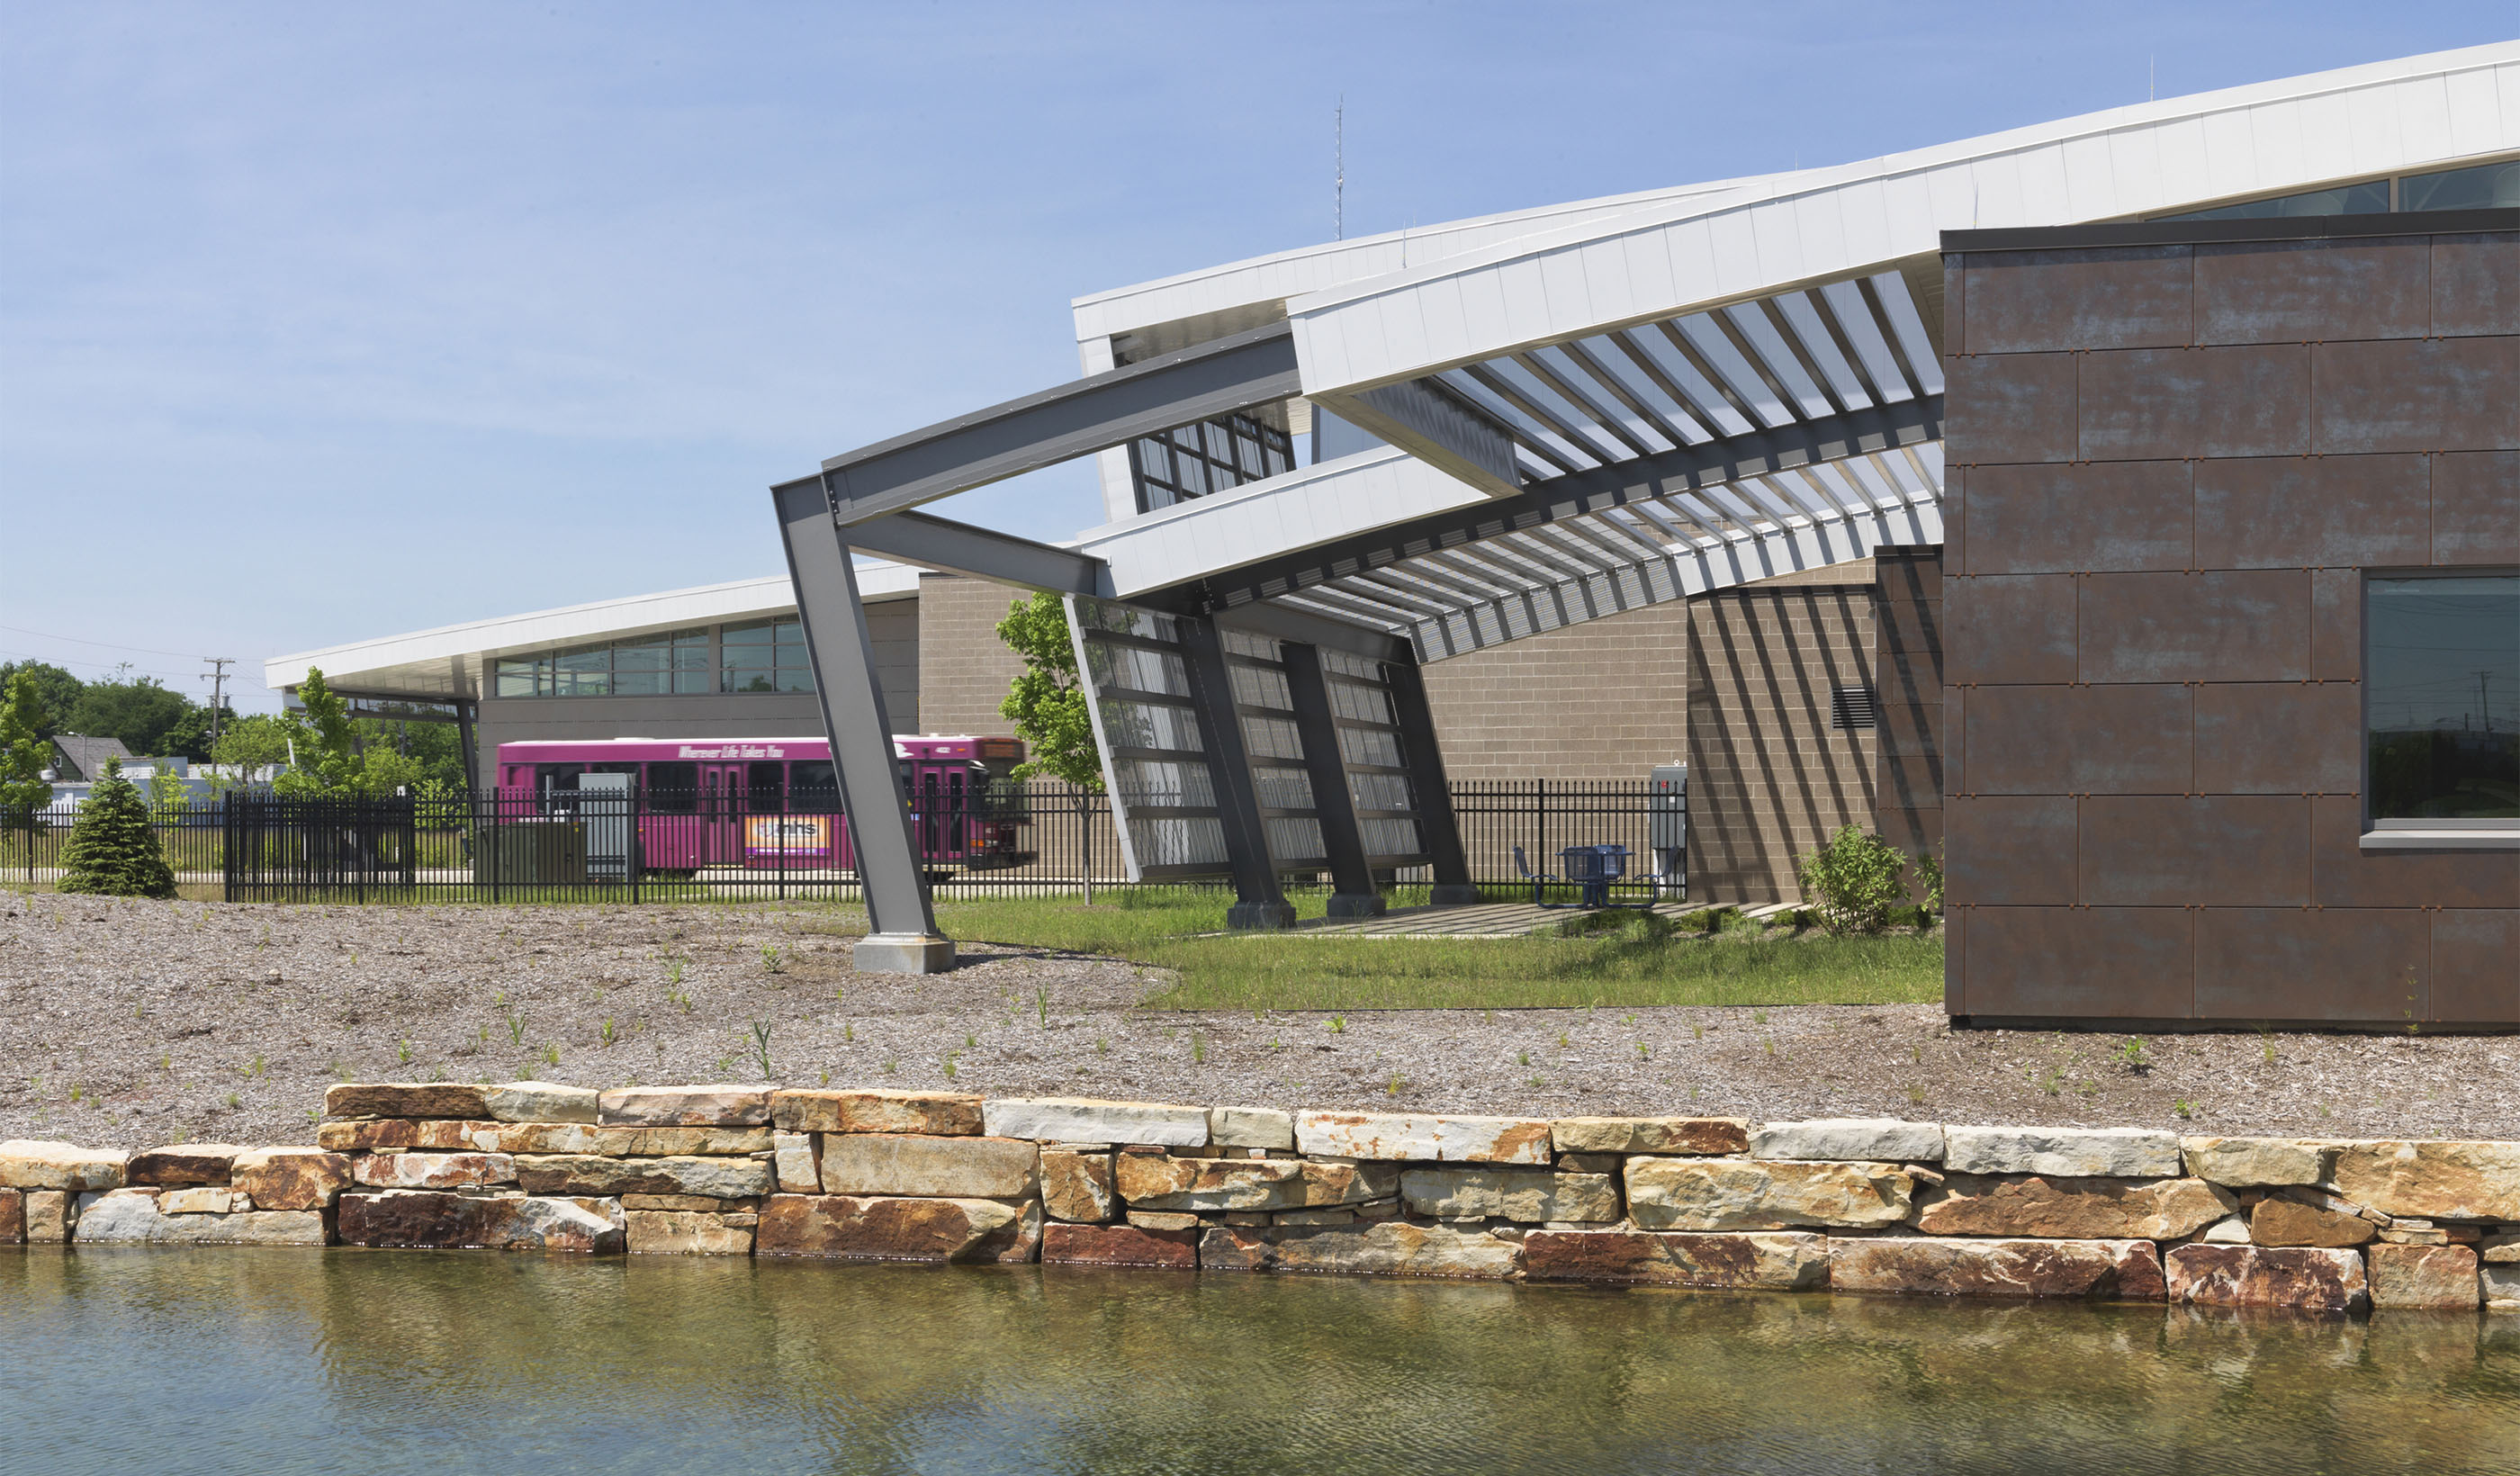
[774,480,952,972]
[1382,652,1475,905]
[1213,600,1410,664]
[1280,644,1385,919]
[1318,375,1522,498]
[803,321,1302,526]
[839,509,1108,595]
[1175,615,1294,930]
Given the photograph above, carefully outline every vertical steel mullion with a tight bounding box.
[1176,615,1292,929]
[1282,644,1384,919]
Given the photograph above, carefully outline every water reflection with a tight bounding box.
[4,1248,2514,1475]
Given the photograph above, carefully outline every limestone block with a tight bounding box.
[1912,1174,2236,1239]
[537,1126,772,1156]
[1523,1229,1828,1289]
[2200,1216,2251,1244]
[231,1149,354,1210]
[70,1188,328,1246]
[620,1193,756,1212]
[773,1133,820,1193]
[753,1193,1026,1262]
[1831,1237,2166,1300]
[1551,1117,1749,1156]
[482,1082,600,1124]
[320,1119,439,1152]
[336,1190,626,1252]
[982,1098,1210,1148]
[1041,1220,1199,1269]
[1210,1106,1296,1150]
[1125,1210,1201,1231]
[816,1135,1039,1199]
[2251,1197,2377,1248]
[1750,1119,1944,1163]
[1040,1148,1115,1223]
[1558,1154,1621,1175]
[126,1144,248,1186]
[0,1139,130,1192]
[2369,1242,2480,1310]
[1197,1220,1524,1279]
[1114,1154,1395,1212]
[2181,1137,2327,1187]
[770,1088,983,1137]
[597,1085,771,1127]
[158,1187,248,1215]
[25,1189,73,1242]
[0,1187,21,1242]
[323,1084,491,1120]
[1943,1126,2182,1179]
[2165,1245,2368,1313]
[2481,1232,2520,1264]
[2485,1264,2520,1311]
[1625,1158,1912,1231]
[1274,1207,1354,1226]
[625,1210,755,1256]
[511,1154,774,1199]
[1400,1167,1621,1224]
[351,1152,515,1190]
[1294,1112,1552,1164]
[2329,1141,2520,1221]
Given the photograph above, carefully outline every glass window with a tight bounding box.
[552,645,610,697]
[790,760,841,810]
[494,655,549,698]
[2399,160,2520,213]
[2159,181,2390,221]
[2366,574,2519,824]
[1128,410,1297,512]
[646,760,698,813]
[721,618,814,693]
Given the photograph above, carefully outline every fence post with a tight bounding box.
[1082,788,1094,907]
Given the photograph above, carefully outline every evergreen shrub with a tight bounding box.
[58,759,176,898]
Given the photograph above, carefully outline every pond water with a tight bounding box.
[4,1248,2514,1475]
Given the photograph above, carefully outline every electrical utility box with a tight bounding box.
[1648,763,1687,897]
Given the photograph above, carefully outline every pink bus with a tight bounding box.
[492,735,1034,876]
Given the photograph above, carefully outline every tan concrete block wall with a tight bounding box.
[1684,583,1879,904]
[914,574,1030,738]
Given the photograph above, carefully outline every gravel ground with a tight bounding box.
[3,895,2513,1149]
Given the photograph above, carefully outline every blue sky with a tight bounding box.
[3,3,2511,711]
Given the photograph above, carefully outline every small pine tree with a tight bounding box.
[995,592,1104,789]
[58,758,177,898]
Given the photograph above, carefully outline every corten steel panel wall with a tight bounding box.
[1942,221,2519,1027]
[1685,580,1879,904]
[914,573,1031,738]
[472,599,922,783]
[1872,545,1944,884]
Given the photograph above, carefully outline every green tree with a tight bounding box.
[211,711,305,776]
[58,758,176,898]
[0,662,83,741]
[67,671,193,756]
[995,592,1103,789]
[276,667,361,795]
[0,671,56,818]
[158,703,233,763]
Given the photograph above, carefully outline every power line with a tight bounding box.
[0,647,204,685]
[0,622,212,661]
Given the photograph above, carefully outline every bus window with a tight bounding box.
[790,760,841,811]
[537,763,585,807]
[749,762,786,813]
[647,760,698,814]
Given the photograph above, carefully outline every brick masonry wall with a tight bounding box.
[1685,580,1879,904]
[1942,224,2519,1025]
[914,574,1030,739]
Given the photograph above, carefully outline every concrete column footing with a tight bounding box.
[853,934,957,974]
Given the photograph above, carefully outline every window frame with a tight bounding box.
[2360,565,2520,851]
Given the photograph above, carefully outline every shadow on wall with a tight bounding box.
[1687,585,1877,904]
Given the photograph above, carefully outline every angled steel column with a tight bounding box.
[1279,643,1385,919]
[1176,615,1294,930]
[1382,652,1477,906]
[775,480,952,972]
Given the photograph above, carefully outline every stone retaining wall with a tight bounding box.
[7,1084,2516,1317]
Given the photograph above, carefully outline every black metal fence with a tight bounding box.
[4,779,1678,906]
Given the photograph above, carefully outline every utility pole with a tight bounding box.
[203,657,233,755]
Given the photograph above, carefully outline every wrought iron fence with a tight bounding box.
[3,778,1678,906]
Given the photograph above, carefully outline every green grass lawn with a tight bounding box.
[932,888,1943,1012]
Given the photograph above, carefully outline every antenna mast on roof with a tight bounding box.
[1335,96,1345,240]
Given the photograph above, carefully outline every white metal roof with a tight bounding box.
[1070,42,2518,661]
[262,562,919,698]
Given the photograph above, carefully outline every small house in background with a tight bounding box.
[45,734,136,783]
